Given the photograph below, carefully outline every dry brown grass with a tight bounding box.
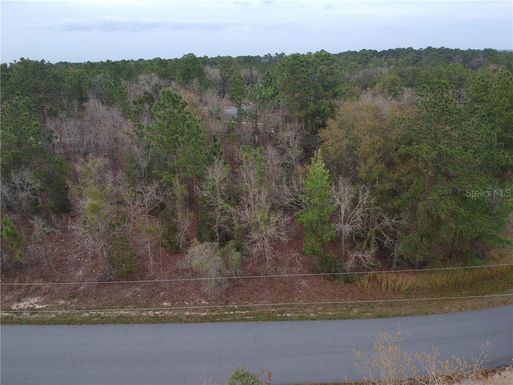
[355,266,513,294]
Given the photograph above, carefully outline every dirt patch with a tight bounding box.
[9,297,47,310]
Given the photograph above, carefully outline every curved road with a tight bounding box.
[1,305,512,385]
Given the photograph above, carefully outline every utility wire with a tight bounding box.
[1,263,512,286]
[2,293,513,314]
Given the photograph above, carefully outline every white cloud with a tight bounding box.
[51,17,240,32]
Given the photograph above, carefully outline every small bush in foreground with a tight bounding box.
[227,368,272,385]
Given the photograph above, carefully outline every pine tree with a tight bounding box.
[145,90,211,243]
[298,151,335,256]
[146,90,209,182]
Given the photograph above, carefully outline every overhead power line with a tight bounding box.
[1,263,512,286]
[2,293,512,314]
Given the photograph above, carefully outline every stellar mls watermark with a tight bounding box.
[465,188,512,199]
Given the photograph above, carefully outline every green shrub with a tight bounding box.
[1,215,24,265]
[317,254,354,283]
[109,233,137,278]
[197,198,216,242]
[466,256,486,267]
[157,207,181,252]
[42,158,72,213]
[184,240,224,294]
[227,368,267,385]
[232,226,244,253]
[183,240,243,295]
[220,240,242,276]
[318,253,337,274]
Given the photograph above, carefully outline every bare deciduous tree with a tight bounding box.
[204,66,221,90]
[237,149,289,267]
[202,87,228,138]
[265,145,302,210]
[332,178,371,258]
[171,177,194,251]
[345,248,378,272]
[134,182,165,214]
[200,159,232,243]
[123,181,164,275]
[240,67,262,86]
[47,99,130,164]
[276,123,302,171]
[332,177,399,271]
[125,73,169,107]
[28,217,56,274]
[1,168,41,216]
[204,88,222,116]
[238,193,289,267]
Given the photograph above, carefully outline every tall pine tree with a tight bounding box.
[298,151,335,256]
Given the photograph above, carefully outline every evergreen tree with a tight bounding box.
[298,151,335,256]
[1,215,24,265]
[396,80,512,265]
[1,97,44,176]
[145,90,211,242]
[176,53,206,89]
[276,50,340,158]
[146,90,209,182]
[1,97,71,214]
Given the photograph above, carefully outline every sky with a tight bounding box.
[1,0,512,63]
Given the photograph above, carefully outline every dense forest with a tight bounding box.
[1,47,512,302]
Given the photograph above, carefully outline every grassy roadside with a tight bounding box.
[2,293,512,325]
[2,265,512,325]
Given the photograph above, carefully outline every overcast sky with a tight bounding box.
[1,0,512,63]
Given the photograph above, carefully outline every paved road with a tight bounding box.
[1,306,512,385]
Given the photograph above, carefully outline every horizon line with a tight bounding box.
[2,46,512,65]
